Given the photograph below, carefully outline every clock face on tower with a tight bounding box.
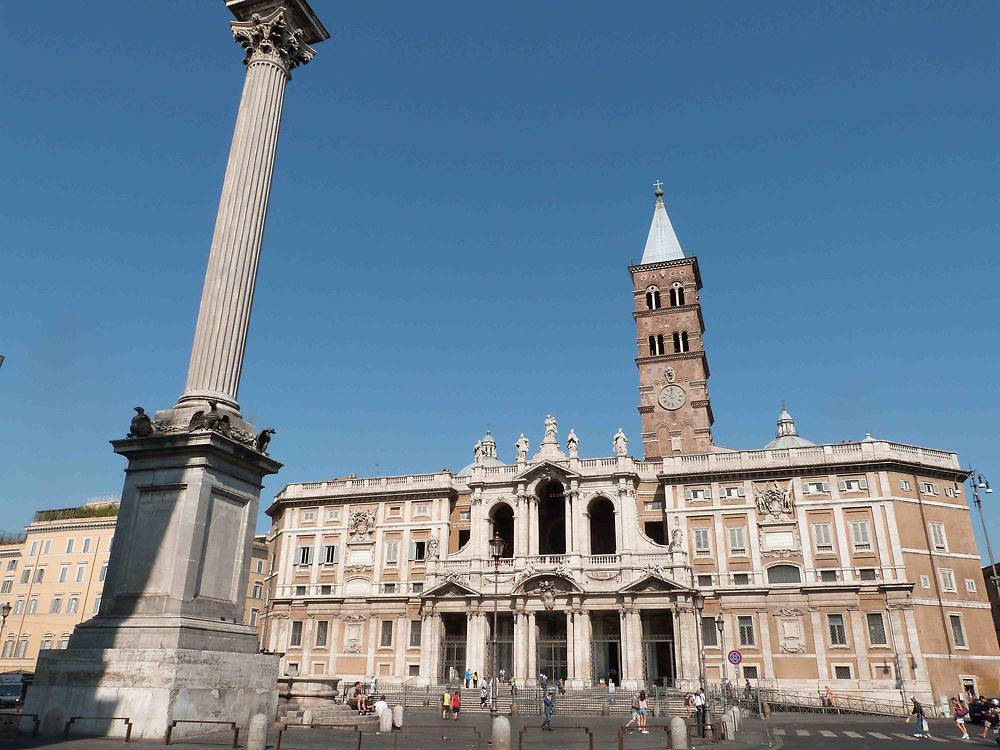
[658,384,687,411]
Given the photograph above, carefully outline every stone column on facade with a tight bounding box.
[618,607,633,686]
[810,610,830,681]
[886,606,909,682]
[848,609,870,682]
[677,606,699,689]
[627,609,644,687]
[513,609,527,683]
[565,609,576,681]
[178,7,321,414]
[528,497,540,557]
[758,609,775,679]
[526,612,538,685]
[671,607,685,683]
[575,609,592,686]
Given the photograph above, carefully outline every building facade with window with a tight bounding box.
[263,188,1000,703]
[0,502,268,674]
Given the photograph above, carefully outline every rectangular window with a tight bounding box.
[827,614,847,646]
[743,666,759,679]
[409,541,427,562]
[919,575,931,589]
[813,522,834,553]
[693,528,711,556]
[722,486,745,499]
[380,620,393,647]
[849,520,871,551]
[93,595,101,614]
[324,545,339,564]
[289,621,303,647]
[697,574,713,587]
[294,585,307,596]
[388,506,402,518]
[100,562,108,581]
[59,565,69,582]
[315,620,328,647]
[34,568,45,584]
[701,616,718,647]
[42,540,51,555]
[65,538,75,553]
[820,570,838,583]
[414,503,429,516]
[20,567,31,585]
[29,541,38,557]
[945,486,961,498]
[382,583,396,593]
[802,481,831,495]
[929,522,947,551]
[384,541,399,565]
[15,638,28,659]
[58,635,69,650]
[13,599,24,615]
[738,616,755,646]
[67,596,79,614]
[899,479,912,491]
[50,597,62,614]
[733,573,750,586]
[1,641,13,658]
[866,613,888,645]
[27,597,38,614]
[459,511,471,521]
[5,560,15,571]
[252,582,263,598]
[0,578,10,594]
[255,559,264,574]
[296,546,312,565]
[302,510,315,522]
[644,500,663,511]
[858,568,877,581]
[966,579,978,593]
[834,665,852,680]
[839,478,869,492]
[320,585,332,595]
[75,564,86,582]
[411,582,424,593]
[949,614,966,647]
[410,620,422,648]
[920,482,939,496]
[326,508,341,522]
[728,527,747,555]
[82,538,91,553]
[685,488,712,501]
[249,609,258,626]
[939,569,956,592]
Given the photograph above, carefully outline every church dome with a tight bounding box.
[764,405,816,449]
[456,429,505,476]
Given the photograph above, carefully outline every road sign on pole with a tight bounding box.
[727,650,742,665]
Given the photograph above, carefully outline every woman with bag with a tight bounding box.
[952,697,970,740]
[907,696,931,739]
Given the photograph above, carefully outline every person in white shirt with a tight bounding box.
[374,696,388,718]
[693,688,706,735]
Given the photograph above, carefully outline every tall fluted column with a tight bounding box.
[179,7,318,412]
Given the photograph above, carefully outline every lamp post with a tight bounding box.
[716,615,726,695]
[0,601,11,638]
[488,532,506,717]
[693,593,706,690]
[967,471,998,599]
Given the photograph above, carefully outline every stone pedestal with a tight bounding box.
[27,648,278,740]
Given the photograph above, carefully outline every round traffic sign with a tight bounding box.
[727,650,742,665]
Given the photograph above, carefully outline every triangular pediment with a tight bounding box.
[421,577,479,598]
[515,461,581,482]
[618,573,689,595]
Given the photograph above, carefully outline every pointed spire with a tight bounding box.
[640,180,685,265]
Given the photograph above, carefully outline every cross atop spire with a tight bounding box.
[639,182,684,265]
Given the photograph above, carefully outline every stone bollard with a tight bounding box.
[392,705,403,729]
[601,702,610,716]
[722,710,736,739]
[670,716,688,749]
[510,703,519,717]
[247,713,268,750]
[379,708,392,733]
[652,705,662,718]
[491,715,511,750]
[301,708,313,726]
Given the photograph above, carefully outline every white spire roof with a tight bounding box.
[764,403,816,449]
[640,183,685,265]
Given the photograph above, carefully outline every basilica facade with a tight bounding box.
[262,188,1000,703]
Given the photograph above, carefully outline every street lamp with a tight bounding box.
[693,593,706,690]
[0,601,11,637]
[488,532,506,717]
[716,615,726,693]
[967,471,999,600]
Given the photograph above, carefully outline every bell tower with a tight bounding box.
[629,183,714,458]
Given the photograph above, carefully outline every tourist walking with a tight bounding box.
[465,668,471,688]
[907,696,930,738]
[451,689,462,720]
[624,692,641,734]
[822,685,836,708]
[542,689,555,730]
[480,683,489,709]
[982,698,1000,739]
[637,690,649,733]
[693,687,706,736]
[473,671,479,689]
[441,688,451,720]
[683,693,693,719]
[951,696,970,740]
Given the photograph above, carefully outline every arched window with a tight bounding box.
[58,633,71,649]
[669,285,685,307]
[767,564,802,584]
[587,497,617,555]
[645,286,661,310]
[40,633,54,651]
[673,332,689,353]
[490,503,515,558]
[648,334,665,356]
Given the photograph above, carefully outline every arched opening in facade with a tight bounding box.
[588,497,617,555]
[490,503,515,558]
[669,285,685,307]
[673,331,690,353]
[645,286,661,310]
[538,480,566,555]
[766,564,802,584]
[648,334,665,356]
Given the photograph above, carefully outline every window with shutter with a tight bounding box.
[949,615,966,647]
[929,523,947,550]
[866,613,888,645]
[385,541,399,565]
[827,614,847,645]
[296,546,312,565]
[738,616,755,646]
[728,527,746,554]
[849,520,871,551]
[939,569,956,592]
[694,529,711,555]
[813,522,834,552]
[324,544,339,564]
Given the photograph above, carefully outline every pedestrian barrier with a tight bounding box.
[164,719,239,746]
[64,715,133,742]
[618,723,673,749]
[276,722,362,750]
[0,711,40,737]
[518,724,594,750]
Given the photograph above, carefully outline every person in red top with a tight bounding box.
[451,689,461,720]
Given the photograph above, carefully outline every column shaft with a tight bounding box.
[181,57,288,410]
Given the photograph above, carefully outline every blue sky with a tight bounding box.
[1,2,997,559]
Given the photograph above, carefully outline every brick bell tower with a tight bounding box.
[629,182,714,458]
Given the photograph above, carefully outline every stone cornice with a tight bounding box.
[629,256,703,289]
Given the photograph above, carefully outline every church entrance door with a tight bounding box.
[590,613,622,686]
[641,612,676,687]
[535,614,568,682]
[441,614,467,682]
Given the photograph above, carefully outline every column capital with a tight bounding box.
[232,7,318,74]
